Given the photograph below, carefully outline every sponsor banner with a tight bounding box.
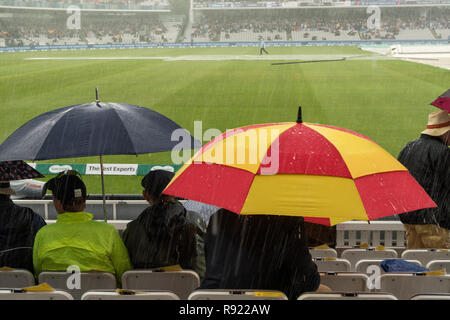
[30,163,182,176]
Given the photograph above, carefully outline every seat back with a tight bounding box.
[410,293,450,300]
[298,292,397,300]
[402,250,450,267]
[309,249,338,259]
[122,270,200,300]
[341,249,398,271]
[188,289,287,300]
[81,289,180,300]
[313,258,351,272]
[0,288,73,300]
[38,271,117,300]
[0,269,35,288]
[426,260,450,273]
[319,272,370,292]
[355,259,422,274]
[379,273,450,300]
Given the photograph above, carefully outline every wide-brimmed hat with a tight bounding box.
[421,110,450,136]
[0,181,15,195]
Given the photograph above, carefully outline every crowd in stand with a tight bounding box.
[2,0,170,9]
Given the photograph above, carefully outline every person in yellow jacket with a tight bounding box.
[33,171,131,284]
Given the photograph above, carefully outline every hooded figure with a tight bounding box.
[397,110,450,248]
[122,170,206,280]
[0,181,46,273]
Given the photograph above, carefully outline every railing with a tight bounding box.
[14,199,407,248]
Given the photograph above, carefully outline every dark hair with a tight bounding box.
[141,170,174,202]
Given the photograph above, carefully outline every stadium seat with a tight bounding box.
[0,288,73,300]
[379,273,450,300]
[410,293,450,300]
[309,248,338,259]
[341,248,398,271]
[81,289,180,300]
[188,289,287,300]
[426,260,450,273]
[38,271,117,300]
[313,258,351,272]
[0,268,35,288]
[355,259,422,274]
[122,270,200,300]
[401,249,450,267]
[319,272,370,292]
[297,292,397,300]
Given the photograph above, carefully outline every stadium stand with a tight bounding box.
[0,268,35,288]
[378,273,450,300]
[188,289,288,300]
[401,249,450,267]
[38,271,117,300]
[81,289,180,300]
[121,269,200,300]
[298,292,398,300]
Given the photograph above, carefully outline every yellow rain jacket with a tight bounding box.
[33,211,132,283]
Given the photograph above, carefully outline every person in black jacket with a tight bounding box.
[0,181,46,273]
[122,170,206,280]
[200,209,320,300]
[397,110,450,249]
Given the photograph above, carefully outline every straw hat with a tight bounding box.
[0,181,15,196]
[421,110,450,136]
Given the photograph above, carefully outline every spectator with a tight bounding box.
[122,170,206,280]
[0,181,46,273]
[200,209,320,299]
[397,110,450,249]
[33,171,131,283]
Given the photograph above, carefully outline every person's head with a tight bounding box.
[141,170,174,205]
[42,171,86,214]
[421,110,450,146]
[0,181,15,198]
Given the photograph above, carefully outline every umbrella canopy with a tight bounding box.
[0,101,198,161]
[430,89,450,113]
[164,111,436,226]
[0,160,44,181]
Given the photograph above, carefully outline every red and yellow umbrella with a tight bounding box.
[164,110,436,226]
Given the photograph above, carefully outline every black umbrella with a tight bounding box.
[0,90,199,220]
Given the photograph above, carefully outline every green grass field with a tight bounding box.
[0,45,448,194]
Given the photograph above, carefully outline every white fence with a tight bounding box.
[14,200,406,249]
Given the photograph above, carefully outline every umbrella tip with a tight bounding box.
[297,106,302,123]
[95,87,100,106]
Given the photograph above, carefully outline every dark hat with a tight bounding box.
[141,170,174,198]
[42,171,86,205]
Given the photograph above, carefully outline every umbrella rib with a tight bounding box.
[109,103,139,155]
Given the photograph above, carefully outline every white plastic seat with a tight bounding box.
[188,289,287,300]
[81,289,180,300]
[0,288,73,300]
[319,272,370,292]
[379,273,450,300]
[355,259,422,274]
[122,270,200,300]
[309,248,338,259]
[38,271,116,300]
[0,269,35,288]
[341,248,398,271]
[410,293,450,300]
[426,260,450,273]
[402,249,450,267]
[298,292,397,300]
[313,258,351,272]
